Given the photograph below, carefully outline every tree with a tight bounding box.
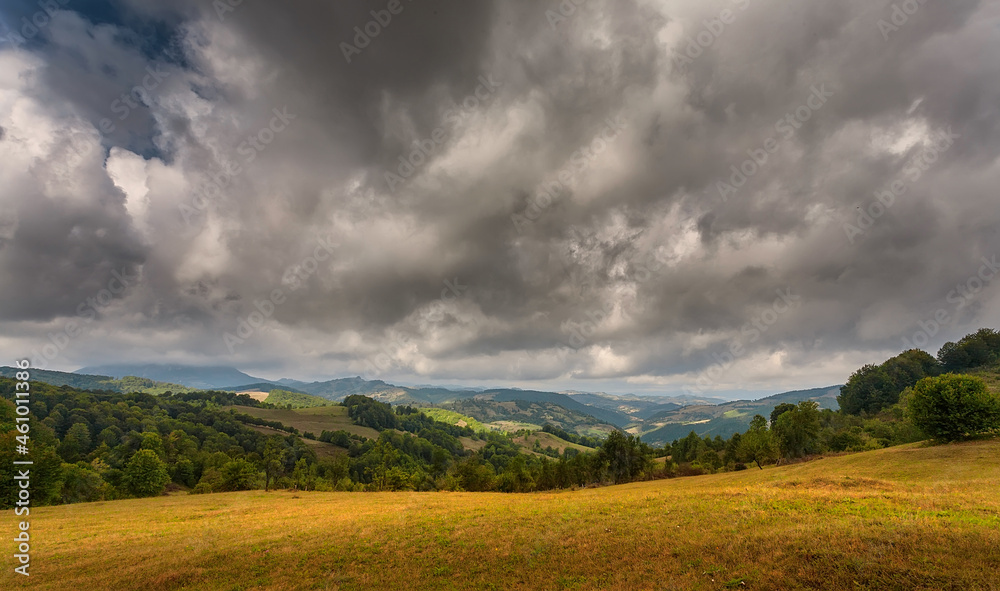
[909,374,1000,441]
[58,423,92,463]
[599,431,653,484]
[839,349,940,416]
[882,349,940,392]
[737,415,777,470]
[139,432,166,458]
[220,459,260,491]
[772,401,821,459]
[496,455,534,492]
[263,437,285,492]
[769,403,797,428]
[723,432,742,465]
[839,364,890,415]
[172,458,196,487]
[671,431,704,464]
[122,449,170,497]
[453,456,496,491]
[938,329,1000,372]
[59,463,109,504]
[291,458,318,491]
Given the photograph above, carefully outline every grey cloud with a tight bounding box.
[1,0,998,396]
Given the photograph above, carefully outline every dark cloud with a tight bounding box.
[0,0,998,397]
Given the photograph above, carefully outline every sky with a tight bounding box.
[0,0,998,400]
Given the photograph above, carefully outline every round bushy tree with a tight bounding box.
[122,449,171,497]
[909,374,1000,441]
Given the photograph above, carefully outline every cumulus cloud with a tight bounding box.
[0,0,998,397]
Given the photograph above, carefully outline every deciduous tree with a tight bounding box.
[909,374,1000,441]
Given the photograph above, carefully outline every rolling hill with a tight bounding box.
[76,364,267,389]
[14,438,999,590]
[441,397,618,437]
[217,382,312,395]
[565,391,725,419]
[277,376,403,400]
[30,363,849,445]
[259,389,334,408]
[0,367,194,394]
[637,386,842,445]
[483,389,632,428]
[229,405,381,440]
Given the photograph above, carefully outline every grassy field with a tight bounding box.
[245,424,346,458]
[234,406,494,453]
[420,408,490,433]
[6,439,999,590]
[261,390,333,408]
[230,405,380,440]
[970,361,1000,392]
[512,431,594,454]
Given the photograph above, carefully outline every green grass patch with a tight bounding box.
[263,389,332,408]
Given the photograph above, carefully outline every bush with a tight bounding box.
[220,459,260,491]
[59,463,110,504]
[122,449,170,497]
[909,374,1000,441]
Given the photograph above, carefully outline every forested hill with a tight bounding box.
[637,386,842,445]
[0,366,194,394]
[0,381,656,509]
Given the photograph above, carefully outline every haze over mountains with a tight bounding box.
[77,364,262,390]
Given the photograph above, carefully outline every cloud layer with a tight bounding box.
[1,0,998,397]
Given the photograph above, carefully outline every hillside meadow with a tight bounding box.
[4,438,999,590]
[229,405,380,440]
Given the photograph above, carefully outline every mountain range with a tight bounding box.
[0,363,844,445]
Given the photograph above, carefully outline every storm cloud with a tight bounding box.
[1,0,998,398]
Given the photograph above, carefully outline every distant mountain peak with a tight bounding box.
[75,364,267,390]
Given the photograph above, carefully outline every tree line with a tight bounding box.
[661,328,1000,474]
[3,328,996,506]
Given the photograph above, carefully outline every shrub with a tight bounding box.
[220,459,260,491]
[909,374,1000,441]
[122,449,170,497]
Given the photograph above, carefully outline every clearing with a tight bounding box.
[228,405,380,440]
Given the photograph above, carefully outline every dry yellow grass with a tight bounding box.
[5,439,999,590]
